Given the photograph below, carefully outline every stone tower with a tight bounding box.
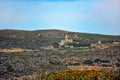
[65,33,68,40]
[98,40,101,44]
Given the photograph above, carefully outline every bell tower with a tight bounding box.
[65,33,68,40]
[98,40,101,44]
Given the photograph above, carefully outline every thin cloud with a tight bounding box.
[39,12,84,22]
[0,0,119,35]
[89,0,120,24]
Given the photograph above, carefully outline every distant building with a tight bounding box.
[90,40,120,49]
[59,33,73,46]
[97,40,102,44]
[90,40,102,49]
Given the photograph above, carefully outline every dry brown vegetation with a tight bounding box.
[0,48,33,53]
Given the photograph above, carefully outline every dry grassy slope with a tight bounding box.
[0,48,33,52]
[0,29,120,49]
[0,29,120,40]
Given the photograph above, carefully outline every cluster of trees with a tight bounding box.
[0,35,61,49]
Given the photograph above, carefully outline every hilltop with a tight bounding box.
[0,29,120,40]
[0,29,120,49]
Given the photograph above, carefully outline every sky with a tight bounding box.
[0,0,120,35]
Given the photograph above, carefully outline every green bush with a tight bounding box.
[46,70,120,80]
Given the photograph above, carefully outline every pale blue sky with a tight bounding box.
[0,0,120,35]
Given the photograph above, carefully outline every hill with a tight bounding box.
[0,29,120,49]
[0,29,120,79]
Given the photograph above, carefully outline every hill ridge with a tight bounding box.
[0,29,120,36]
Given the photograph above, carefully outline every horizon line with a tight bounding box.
[0,28,120,36]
